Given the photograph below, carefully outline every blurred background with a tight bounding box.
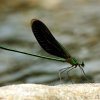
[0,0,100,86]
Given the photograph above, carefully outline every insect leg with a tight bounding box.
[66,66,76,83]
[58,66,73,82]
[79,66,91,83]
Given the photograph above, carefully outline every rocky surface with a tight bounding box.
[0,83,100,100]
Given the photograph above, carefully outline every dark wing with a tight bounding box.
[31,19,71,59]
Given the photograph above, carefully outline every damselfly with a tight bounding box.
[0,19,89,82]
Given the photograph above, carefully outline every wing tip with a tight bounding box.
[31,19,41,26]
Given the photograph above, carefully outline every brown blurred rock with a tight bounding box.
[0,0,62,12]
[0,0,38,12]
[0,83,100,100]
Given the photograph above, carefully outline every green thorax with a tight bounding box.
[66,57,80,65]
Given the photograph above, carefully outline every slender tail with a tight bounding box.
[0,46,66,62]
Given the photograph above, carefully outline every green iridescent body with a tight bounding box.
[66,57,84,67]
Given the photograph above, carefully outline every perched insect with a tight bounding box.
[0,19,89,82]
[31,19,88,82]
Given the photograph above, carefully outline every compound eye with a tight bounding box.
[81,62,85,67]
